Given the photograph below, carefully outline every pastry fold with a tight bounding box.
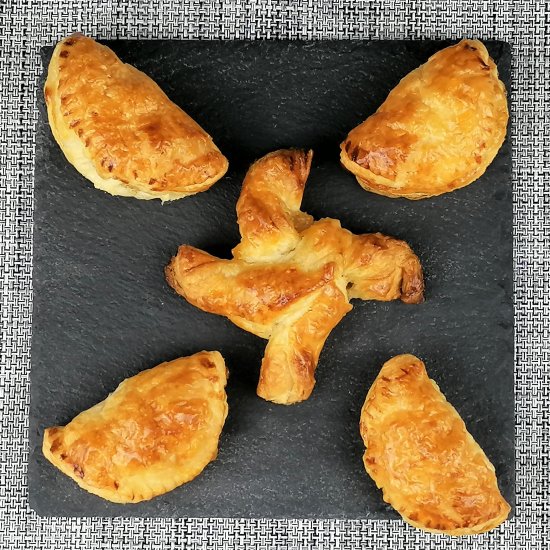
[44,34,228,201]
[43,351,228,503]
[360,354,510,534]
[341,40,508,199]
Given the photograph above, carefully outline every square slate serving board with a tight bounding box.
[29,40,513,519]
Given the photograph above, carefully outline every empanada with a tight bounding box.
[341,40,508,199]
[44,34,228,201]
[166,150,423,405]
[360,354,510,535]
[43,351,228,503]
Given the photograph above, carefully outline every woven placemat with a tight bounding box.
[1,1,547,548]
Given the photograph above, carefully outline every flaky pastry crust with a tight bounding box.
[341,40,508,199]
[166,150,424,405]
[360,354,510,535]
[43,351,228,503]
[44,34,228,201]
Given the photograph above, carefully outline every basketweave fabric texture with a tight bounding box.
[0,0,548,548]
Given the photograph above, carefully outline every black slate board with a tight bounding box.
[29,40,513,519]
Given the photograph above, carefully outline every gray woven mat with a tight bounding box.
[1,1,548,548]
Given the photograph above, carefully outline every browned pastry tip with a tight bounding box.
[400,256,425,304]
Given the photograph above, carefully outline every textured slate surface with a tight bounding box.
[29,40,513,519]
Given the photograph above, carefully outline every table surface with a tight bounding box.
[1,1,548,549]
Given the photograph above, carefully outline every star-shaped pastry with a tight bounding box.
[166,150,424,404]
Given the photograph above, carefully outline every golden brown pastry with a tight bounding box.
[44,34,228,201]
[166,150,423,405]
[43,351,228,503]
[341,40,508,199]
[360,354,510,535]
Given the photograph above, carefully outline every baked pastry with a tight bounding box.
[360,354,510,535]
[166,150,423,405]
[341,40,508,199]
[43,351,228,503]
[44,34,228,201]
